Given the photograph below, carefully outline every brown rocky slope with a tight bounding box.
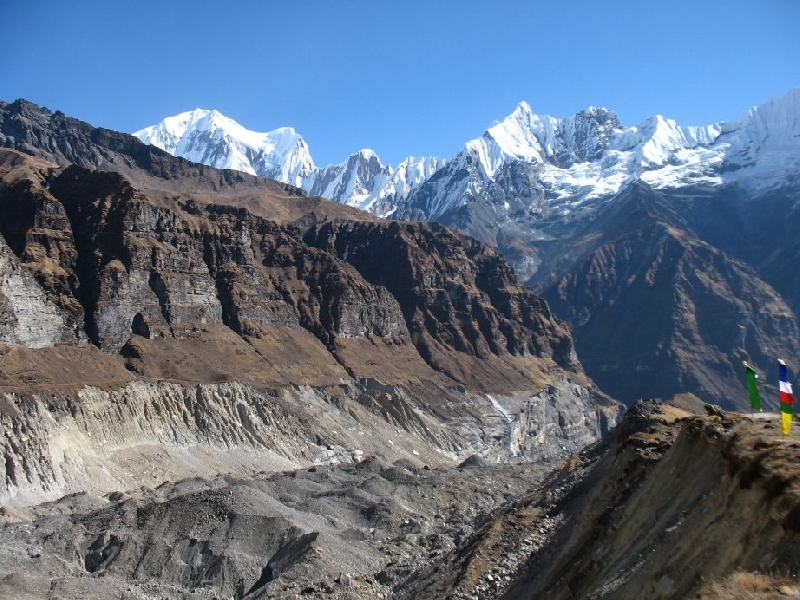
[508,402,800,599]
[399,401,800,599]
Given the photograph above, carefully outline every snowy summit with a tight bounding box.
[135,89,800,219]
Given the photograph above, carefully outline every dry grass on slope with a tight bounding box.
[698,571,799,599]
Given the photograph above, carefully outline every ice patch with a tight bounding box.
[487,394,512,423]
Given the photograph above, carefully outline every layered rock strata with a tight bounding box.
[0,142,620,506]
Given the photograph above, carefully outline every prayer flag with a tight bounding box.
[743,361,761,411]
[779,359,795,436]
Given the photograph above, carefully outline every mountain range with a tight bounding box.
[0,98,618,493]
[1,97,800,598]
[134,89,800,409]
[133,91,800,225]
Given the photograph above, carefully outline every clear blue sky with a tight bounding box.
[3,1,799,166]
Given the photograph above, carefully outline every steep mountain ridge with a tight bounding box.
[0,103,621,514]
[130,89,800,409]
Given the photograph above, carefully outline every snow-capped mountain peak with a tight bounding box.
[135,110,445,216]
[463,102,627,180]
[716,87,800,175]
[134,89,800,224]
[483,101,555,163]
[134,109,316,186]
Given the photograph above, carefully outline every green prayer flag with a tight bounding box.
[743,361,761,411]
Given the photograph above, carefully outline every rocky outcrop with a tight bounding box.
[303,219,576,371]
[0,150,86,347]
[507,379,612,459]
[396,402,800,599]
[0,234,82,347]
[502,403,800,599]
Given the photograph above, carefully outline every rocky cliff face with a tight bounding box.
[302,219,576,383]
[1,150,578,382]
[0,100,622,511]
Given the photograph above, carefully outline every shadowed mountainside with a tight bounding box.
[541,183,800,409]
